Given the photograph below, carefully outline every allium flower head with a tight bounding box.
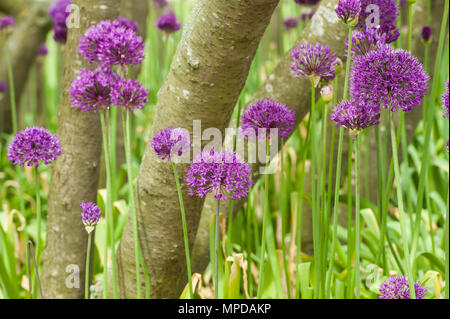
[152,127,191,161]
[0,82,8,93]
[294,0,321,5]
[442,80,449,118]
[0,16,15,31]
[8,127,62,168]
[69,67,116,113]
[421,26,432,45]
[80,201,102,233]
[185,149,252,201]
[240,99,296,140]
[351,44,429,112]
[48,0,72,43]
[379,276,426,299]
[111,77,149,111]
[357,0,399,43]
[335,0,361,26]
[155,12,182,33]
[330,100,380,137]
[79,20,145,66]
[290,43,337,86]
[284,18,299,30]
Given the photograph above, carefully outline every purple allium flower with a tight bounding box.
[0,16,15,31]
[111,77,149,111]
[48,0,72,43]
[290,43,337,86]
[240,99,296,140]
[421,26,432,44]
[346,26,387,57]
[80,201,102,233]
[118,16,139,32]
[155,12,181,33]
[335,0,361,26]
[152,127,191,161]
[185,149,252,201]
[69,67,116,113]
[153,0,168,8]
[0,82,8,93]
[7,127,62,168]
[78,20,145,67]
[330,100,380,136]
[38,44,48,56]
[379,276,426,299]
[357,0,399,44]
[294,0,321,6]
[309,11,315,19]
[442,80,449,118]
[351,44,429,112]
[284,18,299,30]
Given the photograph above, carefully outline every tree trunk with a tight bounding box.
[0,1,52,134]
[116,0,280,298]
[41,0,120,299]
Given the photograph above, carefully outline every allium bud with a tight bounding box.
[421,26,432,45]
[320,86,333,103]
[333,58,344,75]
[0,82,8,93]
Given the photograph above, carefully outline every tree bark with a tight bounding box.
[0,1,52,134]
[41,0,120,299]
[116,0,280,298]
[0,0,28,15]
[191,0,444,275]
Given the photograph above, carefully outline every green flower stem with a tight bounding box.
[33,167,41,298]
[280,139,291,298]
[328,26,353,298]
[309,82,321,299]
[324,78,338,298]
[227,199,234,256]
[295,111,313,298]
[411,0,449,262]
[346,136,354,299]
[376,125,388,274]
[122,111,142,299]
[172,162,193,299]
[257,139,270,299]
[354,134,361,299]
[446,189,449,299]
[407,2,413,52]
[100,112,117,298]
[85,232,92,299]
[215,198,220,299]
[109,107,118,201]
[396,2,415,231]
[6,44,17,133]
[319,99,330,297]
[389,112,415,299]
